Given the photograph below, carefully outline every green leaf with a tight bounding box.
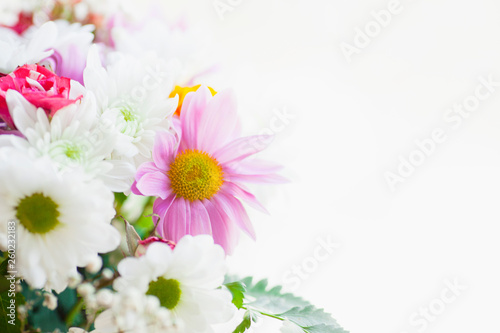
[241,277,310,314]
[123,218,141,256]
[114,192,128,207]
[133,211,155,238]
[227,277,348,333]
[304,324,350,333]
[232,310,257,333]
[20,282,68,332]
[0,257,8,276]
[225,281,246,309]
[0,287,25,333]
[279,306,349,333]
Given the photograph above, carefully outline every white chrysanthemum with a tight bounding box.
[28,20,95,83]
[0,21,56,74]
[111,17,207,83]
[5,90,135,192]
[84,46,178,168]
[92,288,181,333]
[0,19,94,81]
[0,148,120,292]
[113,235,236,333]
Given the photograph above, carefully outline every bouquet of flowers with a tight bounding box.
[0,1,348,332]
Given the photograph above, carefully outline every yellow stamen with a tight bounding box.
[168,149,223,201]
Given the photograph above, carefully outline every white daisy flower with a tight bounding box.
[5,89,135,192]
[0,148,120,292]
[83,46,179,169]
[93,287,181,333]
[113,235,236,333]
[0,21,56,74]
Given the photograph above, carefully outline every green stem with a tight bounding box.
[65,297,84,327]
[241,306,284,321]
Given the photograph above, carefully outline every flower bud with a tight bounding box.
[135,237,175,257]
[42,292,58,310]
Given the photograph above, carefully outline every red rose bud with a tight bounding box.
[135,237,176,257]
[0,64,83,130]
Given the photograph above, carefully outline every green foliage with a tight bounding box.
[123,218,141,256]
[232,310,257,333]
[0,257,10,293]
[240,277,310,313]
[132,199,156,238]
[227,277,348,333]
[0,285,25,333]
[279,306,349,333]
[21,283,80,332]
[225,281,246,309]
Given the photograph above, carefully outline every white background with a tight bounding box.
[161,0,500,332]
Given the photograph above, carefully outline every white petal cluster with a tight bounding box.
[93,288,181,333]
[0,149,120,292]
[0,22,56,74]
[113,235,236,333]
[84,46,179,169]
[0,20,94,78]
[5,90,135,192]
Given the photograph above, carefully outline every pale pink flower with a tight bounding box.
[132,87,285,254]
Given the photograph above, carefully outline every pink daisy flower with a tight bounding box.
[132,86,285,254]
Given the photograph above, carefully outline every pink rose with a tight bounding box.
[0,64,83,130]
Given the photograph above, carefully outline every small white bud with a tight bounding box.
[85,256,103,274]
[69,328,89,333]
[17,305,27,318]
[101,268,114,280]
[85,294,98,310]
[96,289,114,308]
[68,272,83,289]
[42,292,58,310]
[77,283,95,297]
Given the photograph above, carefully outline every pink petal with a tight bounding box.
[161,197,188,242]
[197,89,239,153]
[136,171,171,199]
[227,172,289,184]
[152,194,176,227]
[152,130,178,171]
[135,161,158,181]
[180,86,212,150]
[187,200,212,235]
[202,198,238,254]
[213,134,273,165]
[213,192,256,240]
[222,182,268,214]
[130,180,140,195]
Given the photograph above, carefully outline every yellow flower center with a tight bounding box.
[146,277,181,310]
[168,149,223,201]
[16,193,60,234]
